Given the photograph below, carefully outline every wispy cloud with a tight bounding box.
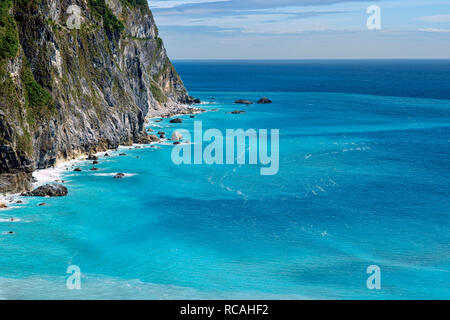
[149,0,450,59]
[419,28,450,33]
[417,14,450,23]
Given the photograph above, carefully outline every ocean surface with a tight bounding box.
[0,60,449,299]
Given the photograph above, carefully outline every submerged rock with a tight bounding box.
[22,184,68,197]
[0,203,7,209]
[228,110,246,114]
[114,173,125,179]
[90,167,99,171]
[257,97,272,104]
[157,131,165,135]
[74,168,82,172]
[93,160,99,165]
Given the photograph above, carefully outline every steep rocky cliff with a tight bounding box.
[0,0,193,193]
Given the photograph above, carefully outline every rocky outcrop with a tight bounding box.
[22,183,68,197]
[0,0,193,193]
[183,96,201,105]
[257,97,272,104]
[170,118,183,124]
[235,99,253,105]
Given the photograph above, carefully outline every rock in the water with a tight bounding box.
[149,135,160,142]
[114,173,125,179]
[0,202,7,209]
[22,184,68,197]
[157,131,165,135]
[74,168,82,172]
[90,167,99,171]
[104,153,110,157]
[235,99,253,105]
[170,118,183,124]
[190,115,195,118]
[159,134,166,139]
[257,97,272,104]
[93,160,99,165]
[38,203,46,206]
[147,128,153,132]
[171,131,183,141]
[87,154,99,161]
[185,96,202,105]
[173,141,181,145]
[119,153,127,156]
[228,110,246,114]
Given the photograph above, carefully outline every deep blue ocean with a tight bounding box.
[0,60,449,299]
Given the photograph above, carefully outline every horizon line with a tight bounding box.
[172,58,450,61]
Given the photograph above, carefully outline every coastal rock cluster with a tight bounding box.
[234,98,272,105]
[0,0,196,193]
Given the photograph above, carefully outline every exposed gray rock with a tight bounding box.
[22,184,68,197]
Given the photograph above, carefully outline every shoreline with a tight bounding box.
[0,105,205,207]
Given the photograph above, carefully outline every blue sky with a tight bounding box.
[148,0,450,59]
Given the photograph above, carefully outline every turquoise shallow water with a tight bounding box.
[0,61,449,299]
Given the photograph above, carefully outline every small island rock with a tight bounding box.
[22,184,68,197]
[257,97,272,104]
[235,99,253,105]
[170,118,183,124]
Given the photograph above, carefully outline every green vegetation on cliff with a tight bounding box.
[88,0,124,35]
[150,80,167,104]
[0,0,19,61]
[21,62,55,125]
[120,0,148,7]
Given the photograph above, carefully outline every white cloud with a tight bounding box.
[417,14,450,23]
[419,28,450,33]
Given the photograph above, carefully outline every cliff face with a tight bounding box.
[0,0,191,193]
